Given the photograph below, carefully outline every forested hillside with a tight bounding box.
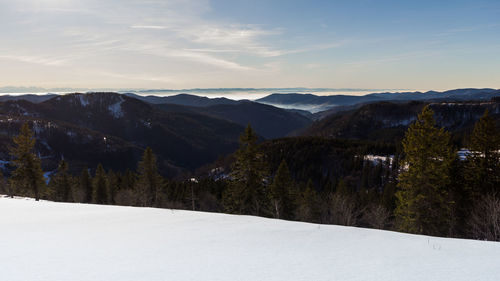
[0,92,245,175]
[303,100,500,143]
[154,101,312,139]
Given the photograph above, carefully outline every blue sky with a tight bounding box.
[0,0,499,91]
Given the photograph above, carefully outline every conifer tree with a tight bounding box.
[464,110,500,199]
[107,170,120,205]
[50,160,73,202]
[121,169,137,190]
[395,106,454,235]
[336,178,349,195]
[93,164,108,204]
[223,125,269,215]
[360,162,370,191]
[80,167,93,204]
[0,170,11,198]
[296,179,320,222]
[136,147,163,207]
[9,123,45,201]
[269,159,294,219]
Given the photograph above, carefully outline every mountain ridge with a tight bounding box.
[256,88,500,113]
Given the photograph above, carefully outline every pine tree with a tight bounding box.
[223,125,269,215]
[464,110,500,199]
[107,170,120,205]
[136,147,163,207]
[0,170,10,198]
[50,160,73,202]
[80,167,93,204]
[336,178,349,195]
[93,164,108,204]
[395,106,455,236]
[9,123,45,201]
[121,169,137,190]
[463,110,500,239]
[360,162,370,190]
[269,159,295,219]
[296,179,320,222]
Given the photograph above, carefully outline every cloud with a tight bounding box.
[0,55,68,66]
[0,0,349,88]
[130,25,169,30]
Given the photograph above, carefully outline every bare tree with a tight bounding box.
[468,194,500,241]
[362,204,392,229]
[329,194,362,226]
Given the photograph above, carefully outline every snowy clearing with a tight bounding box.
[0,197,499,281]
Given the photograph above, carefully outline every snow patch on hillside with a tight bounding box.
[382,117,415,126]
[108,97,124,118]
[77,94,89,107]
[0,197,499,281]
[364,154,394,166]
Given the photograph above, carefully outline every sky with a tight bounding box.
[0,0,499,91]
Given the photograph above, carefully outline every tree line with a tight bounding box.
[1,107,499,241]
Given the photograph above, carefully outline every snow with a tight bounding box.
[66,130,76,137]
[43,170,55,184]
[108,97,124,118]
[384,117,415,126]
[0,197,499,281]
[458,148,472,161]
[364,154,394,166]
[78,94,90,107]
[0,159,9,169]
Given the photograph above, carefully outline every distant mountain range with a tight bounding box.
[3,88,500,115]
[0,89,498,176]
[302,99,500,141]
[0,94,57,103]
[123,93,241,106]
[256,88,500,113]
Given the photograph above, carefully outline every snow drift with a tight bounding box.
[0,197,499,281]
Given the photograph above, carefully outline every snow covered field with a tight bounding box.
[1,197,499,281]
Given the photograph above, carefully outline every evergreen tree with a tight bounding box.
[121,169,137,190]
[463,110,500,239]
[464,110,500,199]
[0,170,11,198]
[395,106,455,236]
[114,169,139,207]
[93,164,108,204]
[336,178,349,195]
[50,160,73,202]
[269,159,295,219]
[296,179,320,222]
[9,123,45,201]
[223,125,269,215]
[80,168,93,204]
[107,170,120,205]
[360,162,370,190]
[136,147,163,207]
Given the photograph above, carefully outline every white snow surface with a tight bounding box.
[1,197,499,281]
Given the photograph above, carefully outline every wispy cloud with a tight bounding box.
[0,55,68,66]
[130,25,169,30]
[0,0,358,88]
